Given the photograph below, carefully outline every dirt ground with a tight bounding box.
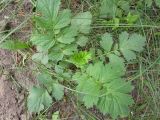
[0,1,33,119]
[0,49,28,120]
[1,1,106,120]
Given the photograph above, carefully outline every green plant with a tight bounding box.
[100,0,130,18]
[27,0,147,119]
[145,0,160,8]
[0,40,29,50]
[28,0,92,113]
[0,0,148,119]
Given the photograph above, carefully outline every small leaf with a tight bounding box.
[62,44,78,55]
[125,13,139,24]
[118,0,129,12]
[71,12,92,34]
[32,52,49,64]
[155,0,160,7]
[77,36,89,47]
[52,83,64,100]
[121,50,136,61]
[145,0,153,7]
[27,86,52,112]
[52,111,60,120]
[69,51,91,68]
[0,40,29,50]
[100,33,113,53]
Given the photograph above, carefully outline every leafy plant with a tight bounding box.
[52,111,60,120]
[100,32,146,61]
[26,0,147,119]
[145,0,160,8]
[27,0,92,113]
[73,61,134,118]
[100,0,130,18]
[72,31,146,118]
[31,0,92,65]
[0,0,147,119]
[0,40,29,50]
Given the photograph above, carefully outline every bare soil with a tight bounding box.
[0,49,29,120]
[0,0,33,119]
[0,1,105,120]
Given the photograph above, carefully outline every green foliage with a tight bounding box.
[155,0,160,7]
[31,0,92,64]
[28,72,64,113]
[27,86,52,112]
[100,32,146,61]
[125,13,139,25]
[52,83,64,100]
[100,0,130,18]
[119,32,146,61]
[73,62,134,118]
[52,111,60,120]
[32,52,49,64]
[145,0,160,8]
[69,51,91,68]
[0,40,29,50]
[100,33,113,52]
[71,12,92,34]
[26,0,147,119]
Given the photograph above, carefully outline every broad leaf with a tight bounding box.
[86,60,125,82]
[37,73,53,91]
[31,34,55,51]
[57,26,78,44]
[62,44,78,55]
[97,79,134,118]
[49,52,64,62]
[36,0,61,21]
[54,9,72,29]
[27,86,52,112]
[74,73,100,108]
[0,40,29,50]
[119,32,146,61]
[71,12,92,34]
[73,62,134,118]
